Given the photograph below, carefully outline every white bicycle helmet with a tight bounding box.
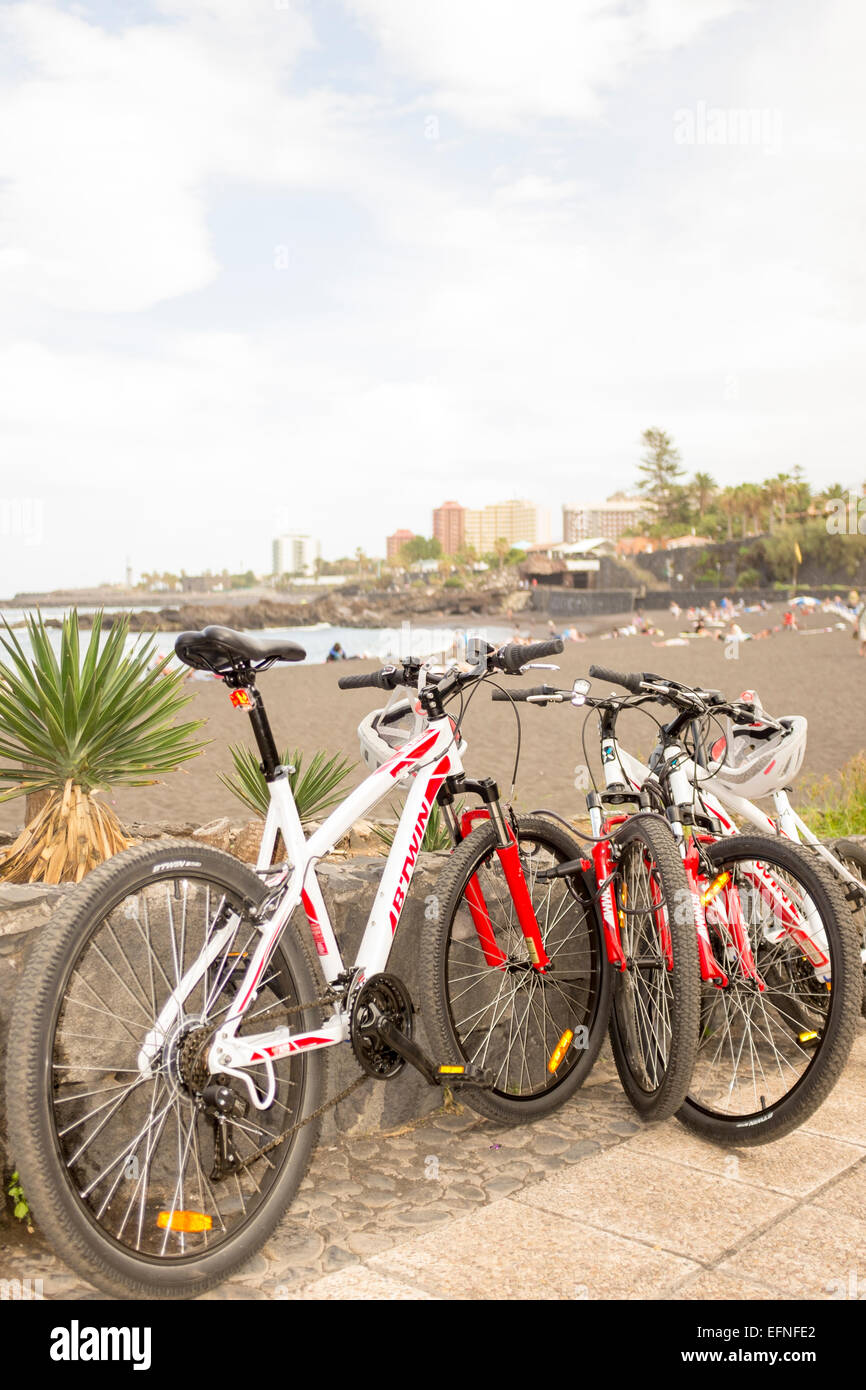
[357,696,424,784]
[704,701,808,799]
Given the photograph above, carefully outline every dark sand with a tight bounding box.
[1,604,863,834]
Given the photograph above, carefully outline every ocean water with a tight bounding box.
[0,609,515,668]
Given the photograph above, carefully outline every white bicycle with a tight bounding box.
[6,626,612,1299]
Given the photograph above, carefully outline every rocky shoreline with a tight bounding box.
[5,584,530,632]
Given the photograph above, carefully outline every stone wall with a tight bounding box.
[532,587,636,618]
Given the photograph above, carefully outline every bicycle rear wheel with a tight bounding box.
[420,814,612,1124]
[678,835,861,1145]
[5,843,329,1299]
[830,838,866,1017]
[607,815,701,1121]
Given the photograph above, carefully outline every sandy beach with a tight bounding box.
[1,603,862,835]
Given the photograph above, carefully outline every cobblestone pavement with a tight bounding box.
[4,1029,866,1301]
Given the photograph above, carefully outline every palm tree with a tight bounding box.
[717,487,739,541]
[768,472,792,531]
[0,611,204,883]
[692,471,716,517]
[743,482,766,535]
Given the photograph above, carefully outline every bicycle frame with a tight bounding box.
[138,717,462,1108]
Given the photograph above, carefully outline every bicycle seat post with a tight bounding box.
[224,665,283,783]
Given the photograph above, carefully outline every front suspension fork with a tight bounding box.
[456,799,551,971]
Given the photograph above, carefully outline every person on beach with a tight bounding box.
[849,591,866,655]
[326,641,347,661]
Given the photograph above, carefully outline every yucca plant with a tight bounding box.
[219,744,357,822]
[373,799,462,853]
[0,611,205,883]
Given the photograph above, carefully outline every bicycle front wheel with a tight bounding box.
[607,815,701,1122]
[678,835,861,1146]
[5,843,329,1300]
[420,814,612,1124]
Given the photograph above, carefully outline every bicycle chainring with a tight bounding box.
[348,974,414,1079]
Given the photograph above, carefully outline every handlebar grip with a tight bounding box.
[337,667,400,692]
[491,685,558,703]
[588,664,644,694]
[498,639,564,674]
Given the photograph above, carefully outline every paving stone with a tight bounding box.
[563,1141,601,1162]
[717,1204,866,1300]
[811,1158,866,1222]
[199,1284,269,1300]
[668,1270,787,1301]
[359,1172,399,1192]
[370,1198,698,1299]
[395,1205,453,1226]
[524,1146,794,1263]
[485,1177,524,1198]
[295,1267,434,1300]
[799,1084,866,1147]
[319,1179,366,1198]
[346,1229,396,1259]
[624,1121,865,1199]
[322,1244,358,1272]
[530,1134,571,1155]
[355,1191,401,1210]
[429,1112,480,1133]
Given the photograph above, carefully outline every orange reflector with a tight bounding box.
[700,871,731,907]
[548,1029,574,1074]
[157,1211,212,1233]
[438,1065,465,1075]
[798,1030,819,1044]
[229,689,254,710]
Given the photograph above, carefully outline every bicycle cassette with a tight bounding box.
[348,974,414,1079]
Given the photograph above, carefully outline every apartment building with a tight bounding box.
[432,500,466,555]
[272,533,320,577]
[562,494,655,543]
[386,528,417,561]
[463,498,549,554]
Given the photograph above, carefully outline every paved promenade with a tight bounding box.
[4,1025,865,1302]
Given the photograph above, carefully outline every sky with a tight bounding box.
[1,0,865,592]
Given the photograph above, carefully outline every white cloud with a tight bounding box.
[1,0,866,592]
[0,2,359,311]
[346,0,746,128]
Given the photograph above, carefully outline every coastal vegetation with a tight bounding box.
[219,743,356,822]
[634,427,863,551]
[800,753,866,839]
[0,612,203,883]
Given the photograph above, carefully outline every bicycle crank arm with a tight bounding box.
[373,1017,494,1090]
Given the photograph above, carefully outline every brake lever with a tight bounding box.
[519,661,561,674]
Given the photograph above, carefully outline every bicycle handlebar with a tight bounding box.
[491,685,561,703]
[336,639,564,697]
[497,638,564,673]
[337,667,402,692]
[587,664,644,694]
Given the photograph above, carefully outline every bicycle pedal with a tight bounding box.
[436,1063,494,1089]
